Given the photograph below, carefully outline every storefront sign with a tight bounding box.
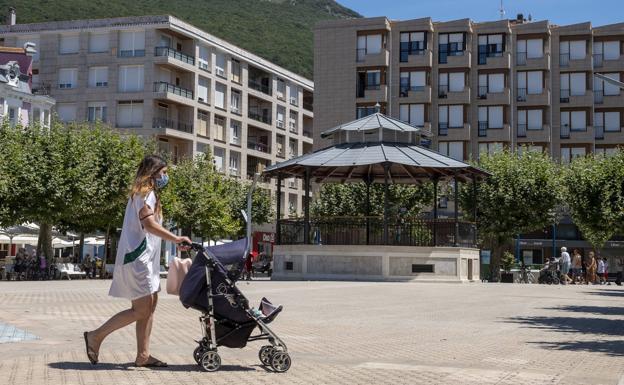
[260,232,275,243]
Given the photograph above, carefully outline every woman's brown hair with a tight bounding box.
[129,155,167,217]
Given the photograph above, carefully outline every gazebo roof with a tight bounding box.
[320,113,432,139]
[263,141,489,183]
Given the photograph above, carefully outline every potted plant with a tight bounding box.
[500,251,515,283]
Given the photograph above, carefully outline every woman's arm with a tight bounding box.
[139,205,191,246]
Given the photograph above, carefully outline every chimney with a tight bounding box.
[8,7,16,26]
[516,13,524,23]
[24,42,37,56]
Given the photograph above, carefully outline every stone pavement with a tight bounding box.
[0,279,623,385]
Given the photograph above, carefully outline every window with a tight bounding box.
[289,86,299,106]
[601,41,621,60]
[439,105,463,128]
[87,102,107,122]
[478,34,504,64]
[198,46,210,71]
[230,120,241,145]
[276,79,286,100]
[230,89,241,114]
[560,72,586,98]
[438,141,464,161]
[560,40,586,65]
[400,31,427,62]
[595,111,621,132]
[117,101,143,128]
[561,110,587,131]
[213,115,225,141]
[289,111,298,132]
[58,68,77,89]
[356,105,377,119]
[32,108,40,124]
[517,71,542,100]
[214,83,226,109]
[56,103,77,122]
[399,71,426,96]
[8,107,17,126]
[357,69,385,97]
[119,30,145,57]
[89,32,109,53]
[596,73,621,96]
[231,60,241,83]
[478,106,504,129]
[560,147,586,163]
[229,152,240,175]
[517,38,543,64]
[198,77,210,104]
[517,145,544,155]
[357,33,384,60]
[59,34,79,54]
[88,67,108,88]
[595,147,618,157]
[438,72,464,95]
[399,104,425,127]
[197,110,209,137]
[478,73,505,96]
[215,52,226,77]
[439,33,465,64]
[518,109,543,130]
[276,105,286,128]
[118,65,144,92]
[478,142,504,157]
[213,147,225,172]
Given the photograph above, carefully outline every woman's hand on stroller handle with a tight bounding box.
[175,236,193,250]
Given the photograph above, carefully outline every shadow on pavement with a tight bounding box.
[547,305,624,316]
[506,316,624,336]
[48,361,256,372]
[527,340,624,357]
[584,289,624,297]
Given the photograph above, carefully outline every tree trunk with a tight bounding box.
[79,233,85,262]
[104,226,111,278]
[37,222,54,261]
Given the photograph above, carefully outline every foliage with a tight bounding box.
[500,251,515,273]
[226,182,273,237]
[160,153,239,240]
[562,151,624,249]
[460,151,562,280]
[0,0,361,78]
[311,182,434,218]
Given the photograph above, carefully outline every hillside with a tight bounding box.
[0,0,361,78]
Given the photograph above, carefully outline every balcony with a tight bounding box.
[357,84,388,103]
[152,117,193,134]
[478,123,511,141]
[249,79,272,96]
[438,86,470,104]
[248,108,272,125]
[438,51,471,68]
[154,46,195,68]
[559,125,595,142]
[517,125,550,143]
[559,53,592,70]
[153,81,194,100]
[477,87,511,105]
[478,51,511,68]
[399,85,431,103]
[247,140,271,154]
[517,89,550,106]
[600,92,624,108]
[356,48,389,67]
[560,90,593,107]
[438,123,470,141]
[401,49,433,67]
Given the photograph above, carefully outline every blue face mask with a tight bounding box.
[155,173,169,189]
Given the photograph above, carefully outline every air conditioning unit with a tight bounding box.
[290,97,298,105]
[276,120,284,128]
[216,67,225,77]
[199,62,209,71]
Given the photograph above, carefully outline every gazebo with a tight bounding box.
[263,112,490,282]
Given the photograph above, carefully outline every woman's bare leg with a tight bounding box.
[86,294,154,358]
[135,293,158,364]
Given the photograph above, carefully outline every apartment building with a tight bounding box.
[314,15,624,162]
[0,15,314,217]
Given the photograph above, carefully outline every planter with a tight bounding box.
[500,272,514,283]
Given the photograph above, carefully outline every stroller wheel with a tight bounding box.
[200,351,221,372]
[270,352,291,373]
[259,345,275,366]
[193,346,206,365]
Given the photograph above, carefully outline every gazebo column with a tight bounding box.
[276,173,282,244]
[453,174,459,247]
[472,175,478,246]
[432,177,438,246]
[304,167,311,245]
[383,163,389,245]
[365,177,371,245]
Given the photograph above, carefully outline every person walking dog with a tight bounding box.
[83,155,191,367]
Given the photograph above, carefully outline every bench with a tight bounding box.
[56,263,87,280]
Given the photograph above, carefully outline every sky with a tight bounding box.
[337,0,623,27]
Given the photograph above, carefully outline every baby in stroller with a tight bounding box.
[538,257,561,284]
[178,238,290,373]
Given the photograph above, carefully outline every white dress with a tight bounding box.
[109,191,162,300]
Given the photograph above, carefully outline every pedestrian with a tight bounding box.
[244,252,254,281]
[603,257,610,285]
[560,247,571,284]
[83,254,92,278]
[586,251,597,284]
[39,254,47,280]
[597,257,605,285]
[571,249,583,284]
[84,155,191,367]
[615,257,623,286]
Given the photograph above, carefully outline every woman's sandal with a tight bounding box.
[83,332,98,365]
[135,356,168,368]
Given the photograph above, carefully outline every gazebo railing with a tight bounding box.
[278,217,477,248]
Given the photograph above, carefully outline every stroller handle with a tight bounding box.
[181,241,204,252]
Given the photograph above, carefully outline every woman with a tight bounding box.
[84,155,191,367]
[571,249,583,284]
[586,251,597,285]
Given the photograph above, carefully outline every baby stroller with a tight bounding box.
[177,176,290,373]
[538,257,560,284]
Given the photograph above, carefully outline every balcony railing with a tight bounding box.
[438,85,449,98]
[303,101,313,112]
[154,46,195,65]
[595,125,604,140]
[278,217,477,247]
[517,123,527,138]
[400,85,425,96]
[516,51,527,66]
[560,53,570,67]
[560,124,570,139]
[303,129,313,138]
[478,86,488,99]
[560,89,570,103]
[153,81,194,99]
[152,117,193,134]
[356,48,366,62]
[248,108,272,125]
[438,122,448,136]
[594,90,604,104]
[593,53,603,68]
[247,140,271,153]
[478,121,488,137]
[517,88,527,102]
[248,79,272,95]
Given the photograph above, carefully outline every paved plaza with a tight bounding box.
[0,279,623,385]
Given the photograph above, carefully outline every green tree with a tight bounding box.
[460,151,561,281]
[562,150,624,249]
[160,153,239,241]
[226,181,273,237]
